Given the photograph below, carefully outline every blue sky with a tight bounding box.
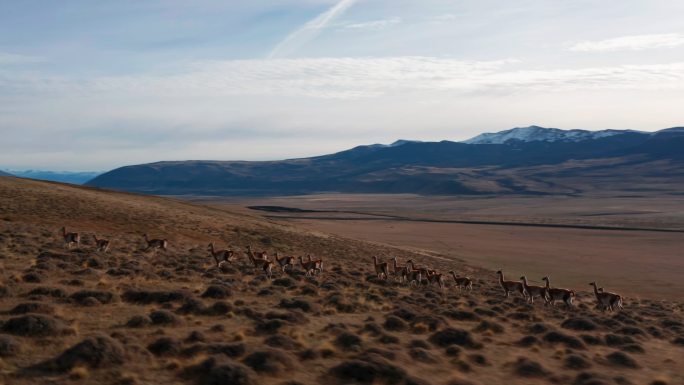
[1,0,684,170]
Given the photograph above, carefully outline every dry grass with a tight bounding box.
[0,177,683,385]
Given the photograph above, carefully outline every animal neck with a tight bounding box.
[498,272,504,284]
[544,279,550,290]
[592,283,599,296]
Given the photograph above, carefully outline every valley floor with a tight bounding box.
[198,193,684,300]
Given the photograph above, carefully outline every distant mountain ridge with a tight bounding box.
[9,170,102,185]
[87,126,684,196]
[0,170,13,177]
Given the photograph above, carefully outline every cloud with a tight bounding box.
[3,58,684,104]
[0,52,43,65]
[268,0,358,58]
[3,56,684,169]
[569,33,684,52]
[343,17,402,30]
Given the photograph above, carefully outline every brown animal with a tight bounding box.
[496,270,525,298]
[590,282,623,311]
[298,256,322,276]
[92,235,110,252]
[61,227,80,249]
[274,252,295,272]
[372,256,390,280]
[448,271,473,291]
[208,243,235,267]
[520,276,546,304]
[143,234,167,252]
[541,276,575,307]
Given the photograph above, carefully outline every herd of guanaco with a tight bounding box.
[60,227,623,311]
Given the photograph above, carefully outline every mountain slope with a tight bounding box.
[87,127,684,196]
[0,170,13,177]
[1,177,683,385]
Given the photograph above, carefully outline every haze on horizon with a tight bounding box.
[1,0,684,171]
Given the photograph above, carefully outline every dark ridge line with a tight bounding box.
[261,214,684,233]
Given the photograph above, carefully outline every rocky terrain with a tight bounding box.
[0,177,683,385]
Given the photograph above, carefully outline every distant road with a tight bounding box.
[250,206,684,233]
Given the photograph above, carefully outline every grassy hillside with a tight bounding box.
[0,178,682,385]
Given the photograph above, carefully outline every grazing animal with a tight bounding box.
[372,256,390,280]
[246,245,268,261]
[427,271,446,290]
[392,257,407,281]
[403,260,423,287]
[207,243,235,267]
[589,282,623,311]
[298,256,322,276]
[143,234,167,252]
[448,271,473,291]
[520,276,547,304]
[262,260,275,279]
[406,259,434,282]
[496,270,526,298]
[61,227,80,249]
[247,247,271,272]
[541,276,575,307]
[92,235,110,253]
[274,252,295,272]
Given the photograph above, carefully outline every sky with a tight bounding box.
[1,0,683,171]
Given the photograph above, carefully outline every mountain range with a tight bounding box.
[0,170,13,177]
[87,126,684,196]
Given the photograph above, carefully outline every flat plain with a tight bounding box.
[200,193,684,300]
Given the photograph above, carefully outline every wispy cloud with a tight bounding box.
[343,17,402,30]
[268,0,358,58]
[0,52,43,65]
[4,57,684,101]
[569,33,684,52]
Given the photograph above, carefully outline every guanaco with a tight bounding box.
[448,271,473,291]
[589,282,623,311]
[61,227,80,249]
[541,276,575,307]
[372,256,390,280]
[143,234,167,252]
[520,276,547,304]
[496,270,526,298]
[92,235,110,253]
[208,243,235,267]
[274,252,295,272]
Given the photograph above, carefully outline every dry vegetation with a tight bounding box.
[1,177,683,385]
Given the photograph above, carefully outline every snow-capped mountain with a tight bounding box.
[462,125,644,145]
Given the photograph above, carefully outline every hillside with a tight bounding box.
[1,177,683,385]
[87,127,684,196]
[0,171,13,177]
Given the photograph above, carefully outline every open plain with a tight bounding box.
[199,193,684,301]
